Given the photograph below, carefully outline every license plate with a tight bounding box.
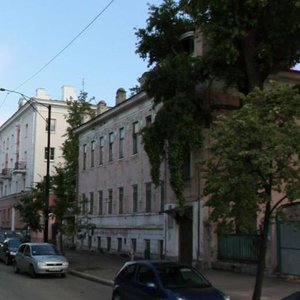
[49,268,61,272]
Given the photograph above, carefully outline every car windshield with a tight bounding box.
[31,244,59,256]
[156,265,212,289]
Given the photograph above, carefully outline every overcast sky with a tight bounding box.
[0,0,162,125]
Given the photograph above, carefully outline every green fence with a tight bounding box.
[218,234,259,263]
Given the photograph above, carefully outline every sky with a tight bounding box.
[0,0,162,125]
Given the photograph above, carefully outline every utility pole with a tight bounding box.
[43,104,51,242]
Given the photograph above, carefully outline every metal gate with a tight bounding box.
[277,203,300,275]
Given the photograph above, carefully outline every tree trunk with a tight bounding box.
[252,202,271,300]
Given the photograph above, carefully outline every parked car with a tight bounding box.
[0,231,22,243]
[282,292,300,300]
[0,237,22,265]
[13,242,69,278]
[111,260,230,300]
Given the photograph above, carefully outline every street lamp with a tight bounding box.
[0,88,51,242]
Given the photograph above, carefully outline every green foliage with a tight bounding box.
[51,90,94,237]
[62,91,95,173]
[135,0,193,66]
[181,0,300,93]
[203,83,300,232]
[136,0,300,216]
[14,182,45,232]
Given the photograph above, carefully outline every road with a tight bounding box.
[0,263,113,300]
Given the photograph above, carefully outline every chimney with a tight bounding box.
[61,85,76,101]
[97,100,108,115]
[36,88,51,99]
[18,98,27,108]
[115,88,126,105]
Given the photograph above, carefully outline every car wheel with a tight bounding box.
[29,265,36,278]
[13,261,20,274]
[112,293,122,300]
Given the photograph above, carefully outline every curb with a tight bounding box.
[68,269,114,287]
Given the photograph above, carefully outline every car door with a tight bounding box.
[15,244,26,271]
[2,241,9,261]
[0,242,5,261]
[22,245,32,272]
[131,265,160,300]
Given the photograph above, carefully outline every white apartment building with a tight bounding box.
[75,88,204,264]
[0,86,76,233]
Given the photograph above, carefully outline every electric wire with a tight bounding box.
[0,0,115,112]
[15,0,115,91]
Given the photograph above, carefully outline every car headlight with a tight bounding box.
[62,261,69,267]
[37,261,47,267]
[224,296,231,300]
[9,251,16,256]
[176,297,186,300]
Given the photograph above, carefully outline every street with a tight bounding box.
[0,263,112,300]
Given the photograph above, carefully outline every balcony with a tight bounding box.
[1,168,12,178]
[13,161,27,174]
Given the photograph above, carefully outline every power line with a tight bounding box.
[16,0,115,92]
[0,0,115,116]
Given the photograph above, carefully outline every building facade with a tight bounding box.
[0,86,76,239]
[75,89,207,264]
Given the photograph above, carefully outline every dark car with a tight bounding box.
[282,292,300,300]
[0,231,20,243]
[112,260,230,300]
[0,238,22,265]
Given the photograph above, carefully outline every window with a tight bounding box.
[91,140,95,167]
[108,189,113,214]
[132,184,138,213]
[46,118,56,132]
[160,180,165,211]
[97,237,101,251]
[107,237,111,251]
[145,182,152,212]
[132,122,139,154]
[109,132,114,161]
[182,151,191,180]
[159,240,164,259]
[117,238,122,252]
[89,192,94,214]
[131,238,137,253]
[83,144,87,170]
[99,137,104,165]
[119,127,125,159]
[82,193,87,213]
[25,124,28,138]
[98,190,103,215]
[119,187,124,214]
[44,147,55,160]
[145,115,152,127]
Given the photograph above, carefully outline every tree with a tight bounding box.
[136,1,300,299]
[51,90,95,250]
[135,0,300,211]
[203,83,300,300]
[15,181,45,232]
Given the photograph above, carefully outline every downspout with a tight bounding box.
[276,209,282,273]
[197,161,202,267]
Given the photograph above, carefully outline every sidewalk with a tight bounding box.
[65,249,300,300]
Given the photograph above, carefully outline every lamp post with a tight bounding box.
[0,88,51,242]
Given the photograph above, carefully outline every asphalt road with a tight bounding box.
[0,262,113,300]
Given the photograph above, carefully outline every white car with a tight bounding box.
[13,242,69,278]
